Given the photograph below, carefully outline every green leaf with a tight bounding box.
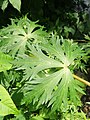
[0,51,13,72]
[9,0,21,11]
[0,85,19,116]
[62,40,83,64]
[84,34,90,40]
[14,113,26,120]
[41,36,83,66]
[14,45,63,81]
[1,0,8,11]
[64,26,75,35]
[14,37,85,111]
[31,116,44,120]
[0,17,47,57]
[24,69,64,105]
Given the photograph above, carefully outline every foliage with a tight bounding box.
[60,102,87,120]
[0,0,90,38]
[0,51,12,72]
[52,12,90,39]
[17,36,85,112]
[0,0,21,11]
[0,16,47,57]
[0,51,19,116]
[0,16,90,119]
[0,0,90,119]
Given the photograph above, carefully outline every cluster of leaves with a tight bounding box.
[0,0,90,119]
[52,11,90,40]
[0,51,20,119]
[0,0,90,39]
[0,0,21,11]
[0,16,90,120]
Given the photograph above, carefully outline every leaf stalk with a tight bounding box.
[73,74,90,86]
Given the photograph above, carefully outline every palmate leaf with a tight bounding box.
[14,37,85,111]
[14,45,63,81]
[0,17,47,57]
[41,36,84,66]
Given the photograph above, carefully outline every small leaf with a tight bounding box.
[84,34,90,41]
[0,51,13,72]
[9,0,21,11]
[31,116,44,120]
[1,0,8,11]
[0,85,19,116]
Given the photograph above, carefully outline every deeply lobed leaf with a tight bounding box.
[14,37,85,111]
[0,17,47,57]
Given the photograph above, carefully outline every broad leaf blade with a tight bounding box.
[0,85,19,116]
[9,0,21,11]
[0,51,13,72]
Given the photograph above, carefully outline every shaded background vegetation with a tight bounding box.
[0,0,90,39]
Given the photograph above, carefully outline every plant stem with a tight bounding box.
[73,74,90,86]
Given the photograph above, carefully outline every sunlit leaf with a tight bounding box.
[14,37,85,111]
[0,51,13,72]
[9,0,21,11]
[0,85,19,116]
[1,0,8,11]
[31,116,44,120]
[0,17,47,57]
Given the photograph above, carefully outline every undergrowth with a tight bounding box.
[0,16,90,120]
